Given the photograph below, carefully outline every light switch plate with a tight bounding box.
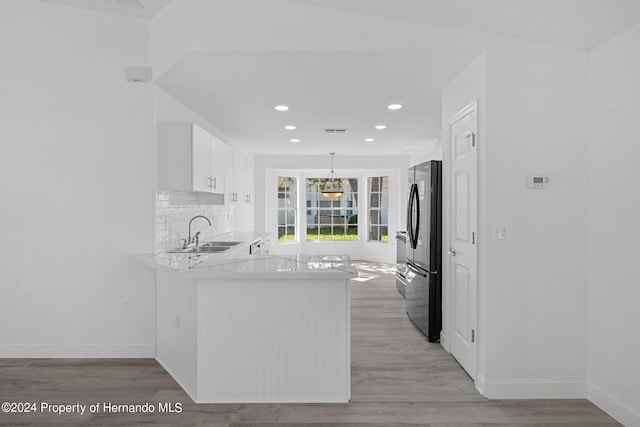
[493,225,508,240]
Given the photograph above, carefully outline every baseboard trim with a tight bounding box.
[481,378,587,399]
[0,344,156,358]
[475,373,486,396]
[155,356,197,403]
[439,330,450,353]
[588,382,640,427]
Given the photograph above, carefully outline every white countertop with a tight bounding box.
[136,231,357,279]
[137,253,357,279]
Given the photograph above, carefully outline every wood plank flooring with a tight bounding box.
[0,262,620,426]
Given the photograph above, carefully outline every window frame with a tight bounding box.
[305,177,359,242]
[367,176,389,243]
[277,176,298,243]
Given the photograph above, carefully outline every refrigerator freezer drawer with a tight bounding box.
[405,264,441,342]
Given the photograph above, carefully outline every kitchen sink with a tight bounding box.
[167,240,244,254]
[167,246,231,254]
[200,241,242,247]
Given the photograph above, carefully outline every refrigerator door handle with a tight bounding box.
[406,262,428,277]
[407,185,414,246]
[410,184,420,249]
[408,183,418,248]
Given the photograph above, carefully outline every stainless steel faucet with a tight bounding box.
[188,215,212,248]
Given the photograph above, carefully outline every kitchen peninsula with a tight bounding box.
[139,248,357,404]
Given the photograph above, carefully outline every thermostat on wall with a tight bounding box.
[526,175,550,188]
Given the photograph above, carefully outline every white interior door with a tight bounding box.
[447,101,478,380]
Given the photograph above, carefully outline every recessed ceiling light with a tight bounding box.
[365,138,375,142]
[388,104,403,110]
[375,125,387,130]
[284,125,296,130]
[275,105,289,111]
[290,138,300,143]
[402,145,418,149]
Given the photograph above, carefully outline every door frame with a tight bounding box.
[441,100,478,379]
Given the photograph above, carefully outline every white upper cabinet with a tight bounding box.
[224,144,235,202]
[234,151,251,204]
[222,145,252,205]
[191,124,212,192]
[158,123,226,195]
[209,133,226,194]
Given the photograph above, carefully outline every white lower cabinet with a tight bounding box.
[155,269,198,397]
[155,269,351,403]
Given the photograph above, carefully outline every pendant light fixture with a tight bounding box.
[322,152,343,199]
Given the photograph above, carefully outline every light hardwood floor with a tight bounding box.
[0,262,620,426]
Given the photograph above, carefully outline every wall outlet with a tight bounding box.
[492,225,508,240]
[123,299,133,313]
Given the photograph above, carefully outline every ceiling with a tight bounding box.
[36,0,172,19]
[155,0,640,157]
[282,0,640,50]
[156,50,482,156]
[35,0,640,156]
[35,0,640,48]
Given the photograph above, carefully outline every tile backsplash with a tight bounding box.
[156,191,233,253]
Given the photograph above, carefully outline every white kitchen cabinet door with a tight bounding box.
[234,151,250,204]
[209,135,226,195]
[224,144,235,203]
[156,270,198,398]
[233,150,255,230]
[192,124,213,193]
[158,123,192,192]
[223,147,251,207]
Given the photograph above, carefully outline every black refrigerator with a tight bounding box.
[405,160,442,342]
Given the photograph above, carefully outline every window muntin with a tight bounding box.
[277,177,297,242]
[306,178,358,241]
[368,176,388,242]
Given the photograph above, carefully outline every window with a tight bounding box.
[306,178,358,241]
[368,176,388,242]
[277,177,297,242]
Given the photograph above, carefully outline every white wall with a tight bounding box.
[483,42,590,398]
[256,156,409,263]
[588,21,640,427]
[443,42,591,399]
[0,1,155,357]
